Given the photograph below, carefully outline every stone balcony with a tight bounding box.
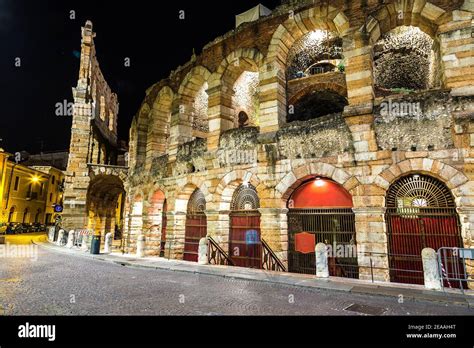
[287,71,347,102]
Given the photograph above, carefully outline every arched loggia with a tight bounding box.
[287,177,358,279]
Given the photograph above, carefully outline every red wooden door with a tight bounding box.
[229,213,262,268]
[184,214,207,262]
[387,211,463,286]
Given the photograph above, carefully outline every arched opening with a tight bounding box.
[287,177,358,278]
[8,207,15,223]
[219,56,261,131]
[192,82,209,136]
[87,175,126,240]
[288,88,348,122]
[229,183,261,268]
[184,189,207,262]
[134,104,150,168]
[286,30,343,81]
[231,71,259,127]
[22,208,29,223]
[148,87,173,156]
[374,26,440,96]
[385,174,464,286]
[178,67,211,142]
[146,189,166,256]
[34,209,41,223]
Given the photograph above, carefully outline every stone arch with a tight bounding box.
[364,2,451,93]
[147,86,174,158]
[276,162,358,208]
[262,6,350,132]
[175,178,211,214]
[363,1,447,45]
[176,66,212,140]
[214,170,261,211]
[133,103,151,168]
[207,48,264,149]
[287,81,348,122]
[289,81,348,105]
[375,158,469,202]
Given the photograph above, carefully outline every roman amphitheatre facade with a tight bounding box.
[63,0,474,285]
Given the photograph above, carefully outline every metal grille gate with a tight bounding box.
[288,208,358,278]
[385,174,464,285]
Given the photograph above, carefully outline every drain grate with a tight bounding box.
[343,303,387,315]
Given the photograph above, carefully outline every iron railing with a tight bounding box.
[208,236,234,266]
[262,239,286,272]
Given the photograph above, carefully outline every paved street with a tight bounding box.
[0,234,473,315]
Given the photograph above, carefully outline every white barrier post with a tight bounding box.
[136,235,145,258]
[66,230,75,248]
[315,243,329,278]
[198,237,208,265]
[56,229,65,246]
[422,248,442,290]
[104,233,113,253]
[81,232,89,251]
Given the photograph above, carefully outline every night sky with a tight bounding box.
[0,0,281,153]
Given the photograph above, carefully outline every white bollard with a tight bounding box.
[422,248,442,290]
[66,230,75,248]
[56,229,65,246]
[198,237,208,265]
[104,233,113,253]
[48,227,55,242]
[315,243,329,278]
[136,235,146,258]
[81,234,89,251]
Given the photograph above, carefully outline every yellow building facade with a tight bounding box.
[0,149,65,225]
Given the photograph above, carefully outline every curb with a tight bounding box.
[33,240,473,308]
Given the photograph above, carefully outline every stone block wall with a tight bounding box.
[122,0,473,284]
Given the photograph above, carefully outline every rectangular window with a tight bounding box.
[13,176,19,191]
[50,193,53,202]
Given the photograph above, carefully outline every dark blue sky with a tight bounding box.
[0,0,281,153]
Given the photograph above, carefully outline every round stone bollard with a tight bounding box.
[136,235,146,258]
[422,248,442,290]
[104,233,113,254]
[81,234,89,252]
[198,237,208,265]
[56,229,65,246]
[315,243,329,278]
[66,230,75,248]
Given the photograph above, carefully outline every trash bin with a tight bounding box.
[91,235,101,255]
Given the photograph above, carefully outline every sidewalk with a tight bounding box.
[34,240,474,308]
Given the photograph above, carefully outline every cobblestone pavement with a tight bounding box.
[0,239,473,315]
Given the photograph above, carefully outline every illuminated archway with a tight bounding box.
[287,177,358,278]
[373,26,440,96]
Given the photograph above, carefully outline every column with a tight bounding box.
[352,207,390,282]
